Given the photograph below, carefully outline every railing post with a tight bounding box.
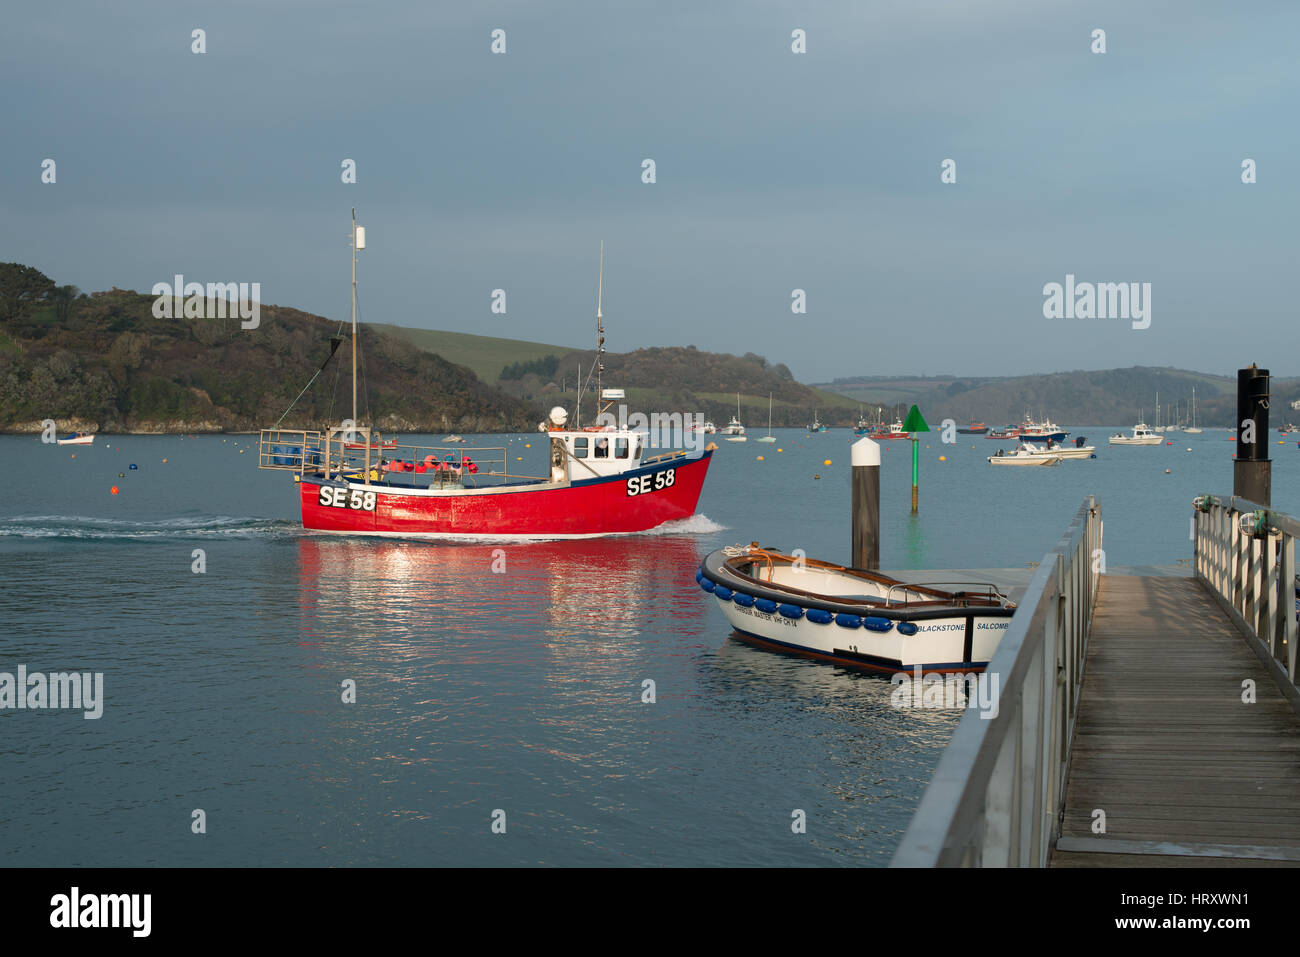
[982,729,1015,867]
[1265,532,1279,657]
[1284,533,1298,683]
[1018,648,1043,867]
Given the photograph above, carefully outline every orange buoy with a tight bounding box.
[110,486,119,495]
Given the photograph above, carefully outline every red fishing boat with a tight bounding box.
[258,221,713,539]
[868,419,909,440]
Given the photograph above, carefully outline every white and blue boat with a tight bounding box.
[697,545,1016,674]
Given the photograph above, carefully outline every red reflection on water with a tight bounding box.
[294,534,711,646]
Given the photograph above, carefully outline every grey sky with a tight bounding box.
[3,1,1296,382]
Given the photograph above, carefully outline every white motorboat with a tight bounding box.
[1110,423,1162,445]
[988,447,1062,466]
[442,434,465,443]
[56,432,95,445]
[1020,440,1095,460]
[697,546,1016,674]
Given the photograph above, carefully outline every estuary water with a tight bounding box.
[1,427,1295,866]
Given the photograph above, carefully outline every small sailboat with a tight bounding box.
[1185,387,1203,433]
[806,410,828,433]
[757,393,776,443]
[724,393,747,441]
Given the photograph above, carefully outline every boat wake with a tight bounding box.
[1,513,724,543]
[0,515,300,541]
[645,513,726,536]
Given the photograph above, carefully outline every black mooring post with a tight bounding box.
[1234,364,1271,506]
[851,437,881,570]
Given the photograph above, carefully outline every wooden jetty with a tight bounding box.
[891,495,1300,867]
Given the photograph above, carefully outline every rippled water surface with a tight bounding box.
[1,429,1294,865]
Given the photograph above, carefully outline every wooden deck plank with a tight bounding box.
[1049,574,1300,867]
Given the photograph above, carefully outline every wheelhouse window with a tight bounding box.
[573,437,588,459]
[594,437,610,458]
[615,438,629,459]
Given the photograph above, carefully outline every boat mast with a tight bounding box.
[350,208,360,428]
[595,241,609,422]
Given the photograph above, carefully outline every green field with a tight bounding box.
[372,324,575,383]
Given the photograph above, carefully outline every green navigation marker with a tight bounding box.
[902,405,930,433]
[904,405,928,512]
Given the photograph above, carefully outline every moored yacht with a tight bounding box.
[722,393,746,438]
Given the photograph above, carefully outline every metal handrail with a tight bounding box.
[1193,495,1300,686]
[891,496,1102,867]
[884,582,1015,608]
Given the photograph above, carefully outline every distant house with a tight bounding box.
[1292,398,1300,411]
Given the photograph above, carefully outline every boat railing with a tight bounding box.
[1193,495,1300,694]
[891,495,1102,867]
[258,428,517,487]
[883,582,1014,608]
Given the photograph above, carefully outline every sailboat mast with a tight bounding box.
[351,208,358,427]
